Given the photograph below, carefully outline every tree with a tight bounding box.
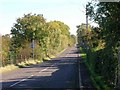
[69,34,76,46]
[47,21,71,55]
[10,13,74,64]
[86,2,120,87]
[1,34,11,66]
[11,13,48,62]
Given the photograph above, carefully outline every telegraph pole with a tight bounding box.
[31,32,35,60]
[86,5,88,32]
[86,4,89,62]
[86,4,88,49]
[32,39,35,60]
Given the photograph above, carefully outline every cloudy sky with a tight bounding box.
[0,0,90,35]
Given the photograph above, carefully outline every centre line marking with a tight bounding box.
[9,79,26,87]
[31,75,34,76]
[9,48,72,87]
[9,63,56,87]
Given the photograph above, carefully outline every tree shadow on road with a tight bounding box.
[1,57,79,90]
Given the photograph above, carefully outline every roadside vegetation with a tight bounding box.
[0,13,76,73]
[77,2,120,89]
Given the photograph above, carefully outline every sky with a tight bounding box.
[0,0,90,35]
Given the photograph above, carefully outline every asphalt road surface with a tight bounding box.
[1,46,80,90]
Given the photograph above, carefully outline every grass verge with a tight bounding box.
[0,59,42,74]
[0,48,67,74]
[17,59,42,68]
[80,47,111,90]
[0,64,19,74]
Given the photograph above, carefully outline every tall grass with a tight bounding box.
[0,64,18,73]
[0,59,42,74]
[0,48,67,74]
[80,47,111,90]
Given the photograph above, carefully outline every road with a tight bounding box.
[1,46,80,90]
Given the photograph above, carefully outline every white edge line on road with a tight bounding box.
[9,78,27,87]
[9,63,56,87]
[31,75,34,76]
[78,54,82,89]
[9,48,72,88]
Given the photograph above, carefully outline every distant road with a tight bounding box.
[1,46,80,90]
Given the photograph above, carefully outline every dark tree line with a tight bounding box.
[77,1,120,89]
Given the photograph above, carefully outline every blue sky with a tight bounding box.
[0,0,89,35]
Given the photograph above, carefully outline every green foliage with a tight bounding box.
[80,46,111,90]
[69,34,76,47]
[77,23,101,49]
[87,2,120,87]
[1,13,76,68]
[77,2,120,88]
[1,34,11,66]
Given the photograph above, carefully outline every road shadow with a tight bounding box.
[1,56,79,90]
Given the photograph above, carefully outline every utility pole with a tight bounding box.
[86,4,89,62]
[31,32,35,60]
[86,5,88,32]
[86,4,89,49]
[32,39,35,60]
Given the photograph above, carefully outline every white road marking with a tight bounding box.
[78,54,82,89]
[41,68,47,72]
[9,63,56,87]
[9,48,72,88]
[60,49,71,62]
[31,75,34,76]
[9,79,27,87]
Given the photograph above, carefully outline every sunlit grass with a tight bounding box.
[43,57,51,61]
[0,48,66,74]
[17,59,42,67]
[93,46,104,52]
[49,55,56,59]
[0,59,42,74]
[0,64,19,74]
[80,53,86,57]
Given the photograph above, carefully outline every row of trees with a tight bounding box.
[77,1,120,88]
[1,13,76,67]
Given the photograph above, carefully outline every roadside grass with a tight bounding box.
[43,57,51,61]
[0,48,67,74]
[0,59,42,74]
[80,47,111,90]
[17,59,43,67]
[43,48,66,61]
[49,55,56,59]
[0,64,19,74]
[57,48,66,55]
